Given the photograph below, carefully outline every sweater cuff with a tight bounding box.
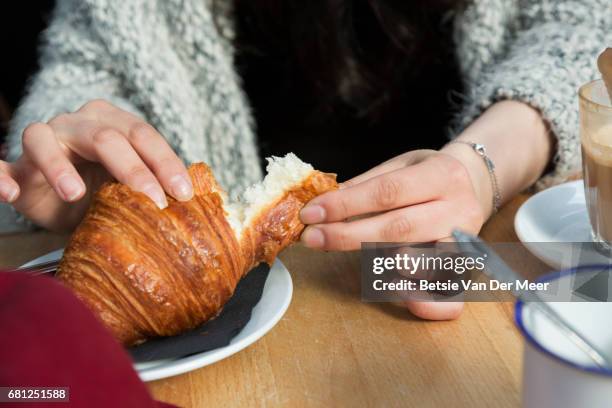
[453,22,604,190]
[0,204,37,234]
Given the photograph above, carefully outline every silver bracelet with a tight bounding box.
[449,141,501,214]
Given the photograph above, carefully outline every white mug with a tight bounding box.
[515,265,612,408]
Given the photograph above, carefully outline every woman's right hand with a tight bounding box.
[0,99,194,231]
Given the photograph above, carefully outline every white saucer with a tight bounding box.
[514,180,612,269]
[21,250,293,382]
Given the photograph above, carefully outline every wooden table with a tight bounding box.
[0,193,552,407]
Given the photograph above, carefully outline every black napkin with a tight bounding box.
[129,263,270,362]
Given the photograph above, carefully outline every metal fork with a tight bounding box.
[10,259,59,276]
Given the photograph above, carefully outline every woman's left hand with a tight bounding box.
[299,102,555,320]
[299,148,492,321]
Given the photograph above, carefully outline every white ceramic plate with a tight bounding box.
[21,250,293,381]
[514,179,611,269]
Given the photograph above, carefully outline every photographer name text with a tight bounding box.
[372,279,550,292]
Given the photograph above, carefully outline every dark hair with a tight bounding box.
[230,0,467,121]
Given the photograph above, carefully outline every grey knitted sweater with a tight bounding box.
[2,0,611,231]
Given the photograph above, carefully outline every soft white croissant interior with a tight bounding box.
[220,153,316,238]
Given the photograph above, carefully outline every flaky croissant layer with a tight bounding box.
[57,154,337,346]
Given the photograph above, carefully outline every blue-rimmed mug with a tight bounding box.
[515,265,612,408]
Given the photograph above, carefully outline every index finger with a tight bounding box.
[302,157,449,223]
[57,104,193,202]
[82,105,193,201]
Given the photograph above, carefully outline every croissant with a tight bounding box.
[57,154,337,346]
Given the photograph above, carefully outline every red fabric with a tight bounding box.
[0,271,175,408]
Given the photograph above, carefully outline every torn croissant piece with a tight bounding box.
[56,153,337,346]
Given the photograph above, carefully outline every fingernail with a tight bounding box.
[300,205,326,224]
[301,227,325,249]
[169,174,193,201]
[57,174,84,201]
[142,184,167,209]
[0,183,18,203]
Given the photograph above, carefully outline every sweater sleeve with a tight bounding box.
[1,0,146,233]
[453,0,611,189]
[5,0,144,161]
